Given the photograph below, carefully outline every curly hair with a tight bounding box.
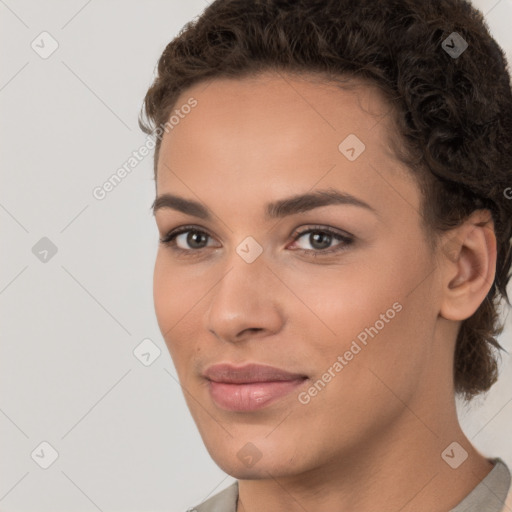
[139,0,512,403]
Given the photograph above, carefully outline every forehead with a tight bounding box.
[162,71,394,150]
[156,71,418,218]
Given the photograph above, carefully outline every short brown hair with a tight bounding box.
[139,0,512,402]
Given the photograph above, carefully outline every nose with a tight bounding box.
[206,254,284,344]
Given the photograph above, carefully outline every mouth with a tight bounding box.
[203,363,309,412]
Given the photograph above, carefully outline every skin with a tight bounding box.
[152,71,497,512]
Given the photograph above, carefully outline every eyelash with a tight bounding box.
[159,224,354,258]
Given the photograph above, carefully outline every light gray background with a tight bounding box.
[1,1,511,511]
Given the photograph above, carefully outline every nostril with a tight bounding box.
[236,327,263,338]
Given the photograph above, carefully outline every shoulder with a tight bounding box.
[190,481,239,512]
[504,464,512,512]
[491,458,512,512]
[450,457,511,512]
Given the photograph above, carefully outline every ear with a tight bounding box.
[439,209,496,321]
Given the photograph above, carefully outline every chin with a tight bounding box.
[221,464,273,480]
[214,457,298,480]
[205,439,306,480]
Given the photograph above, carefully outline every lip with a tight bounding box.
[203,363,307,383]
[203,363,308,412]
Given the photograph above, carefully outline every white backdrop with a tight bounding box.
[1,1,511,511]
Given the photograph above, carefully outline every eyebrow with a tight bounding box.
[151,188,378,220]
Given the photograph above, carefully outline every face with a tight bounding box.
[153,72,447,479]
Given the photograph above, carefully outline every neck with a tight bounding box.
[236,392,493,512]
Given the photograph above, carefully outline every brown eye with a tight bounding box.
[160,226,216,252]
[289,226,354,256]
[180,230,209,249]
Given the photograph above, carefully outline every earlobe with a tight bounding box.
[439,211,496,322]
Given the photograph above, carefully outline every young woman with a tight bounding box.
[140,0,512,510]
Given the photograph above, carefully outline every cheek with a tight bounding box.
[292,280,431,435]
[290,238,433,374]
[153,252,201,328]
[333,250,434,398]
[153,253,215,375]
[279,258,401,344]
[152,253,198,362]
[153,254,175,331]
